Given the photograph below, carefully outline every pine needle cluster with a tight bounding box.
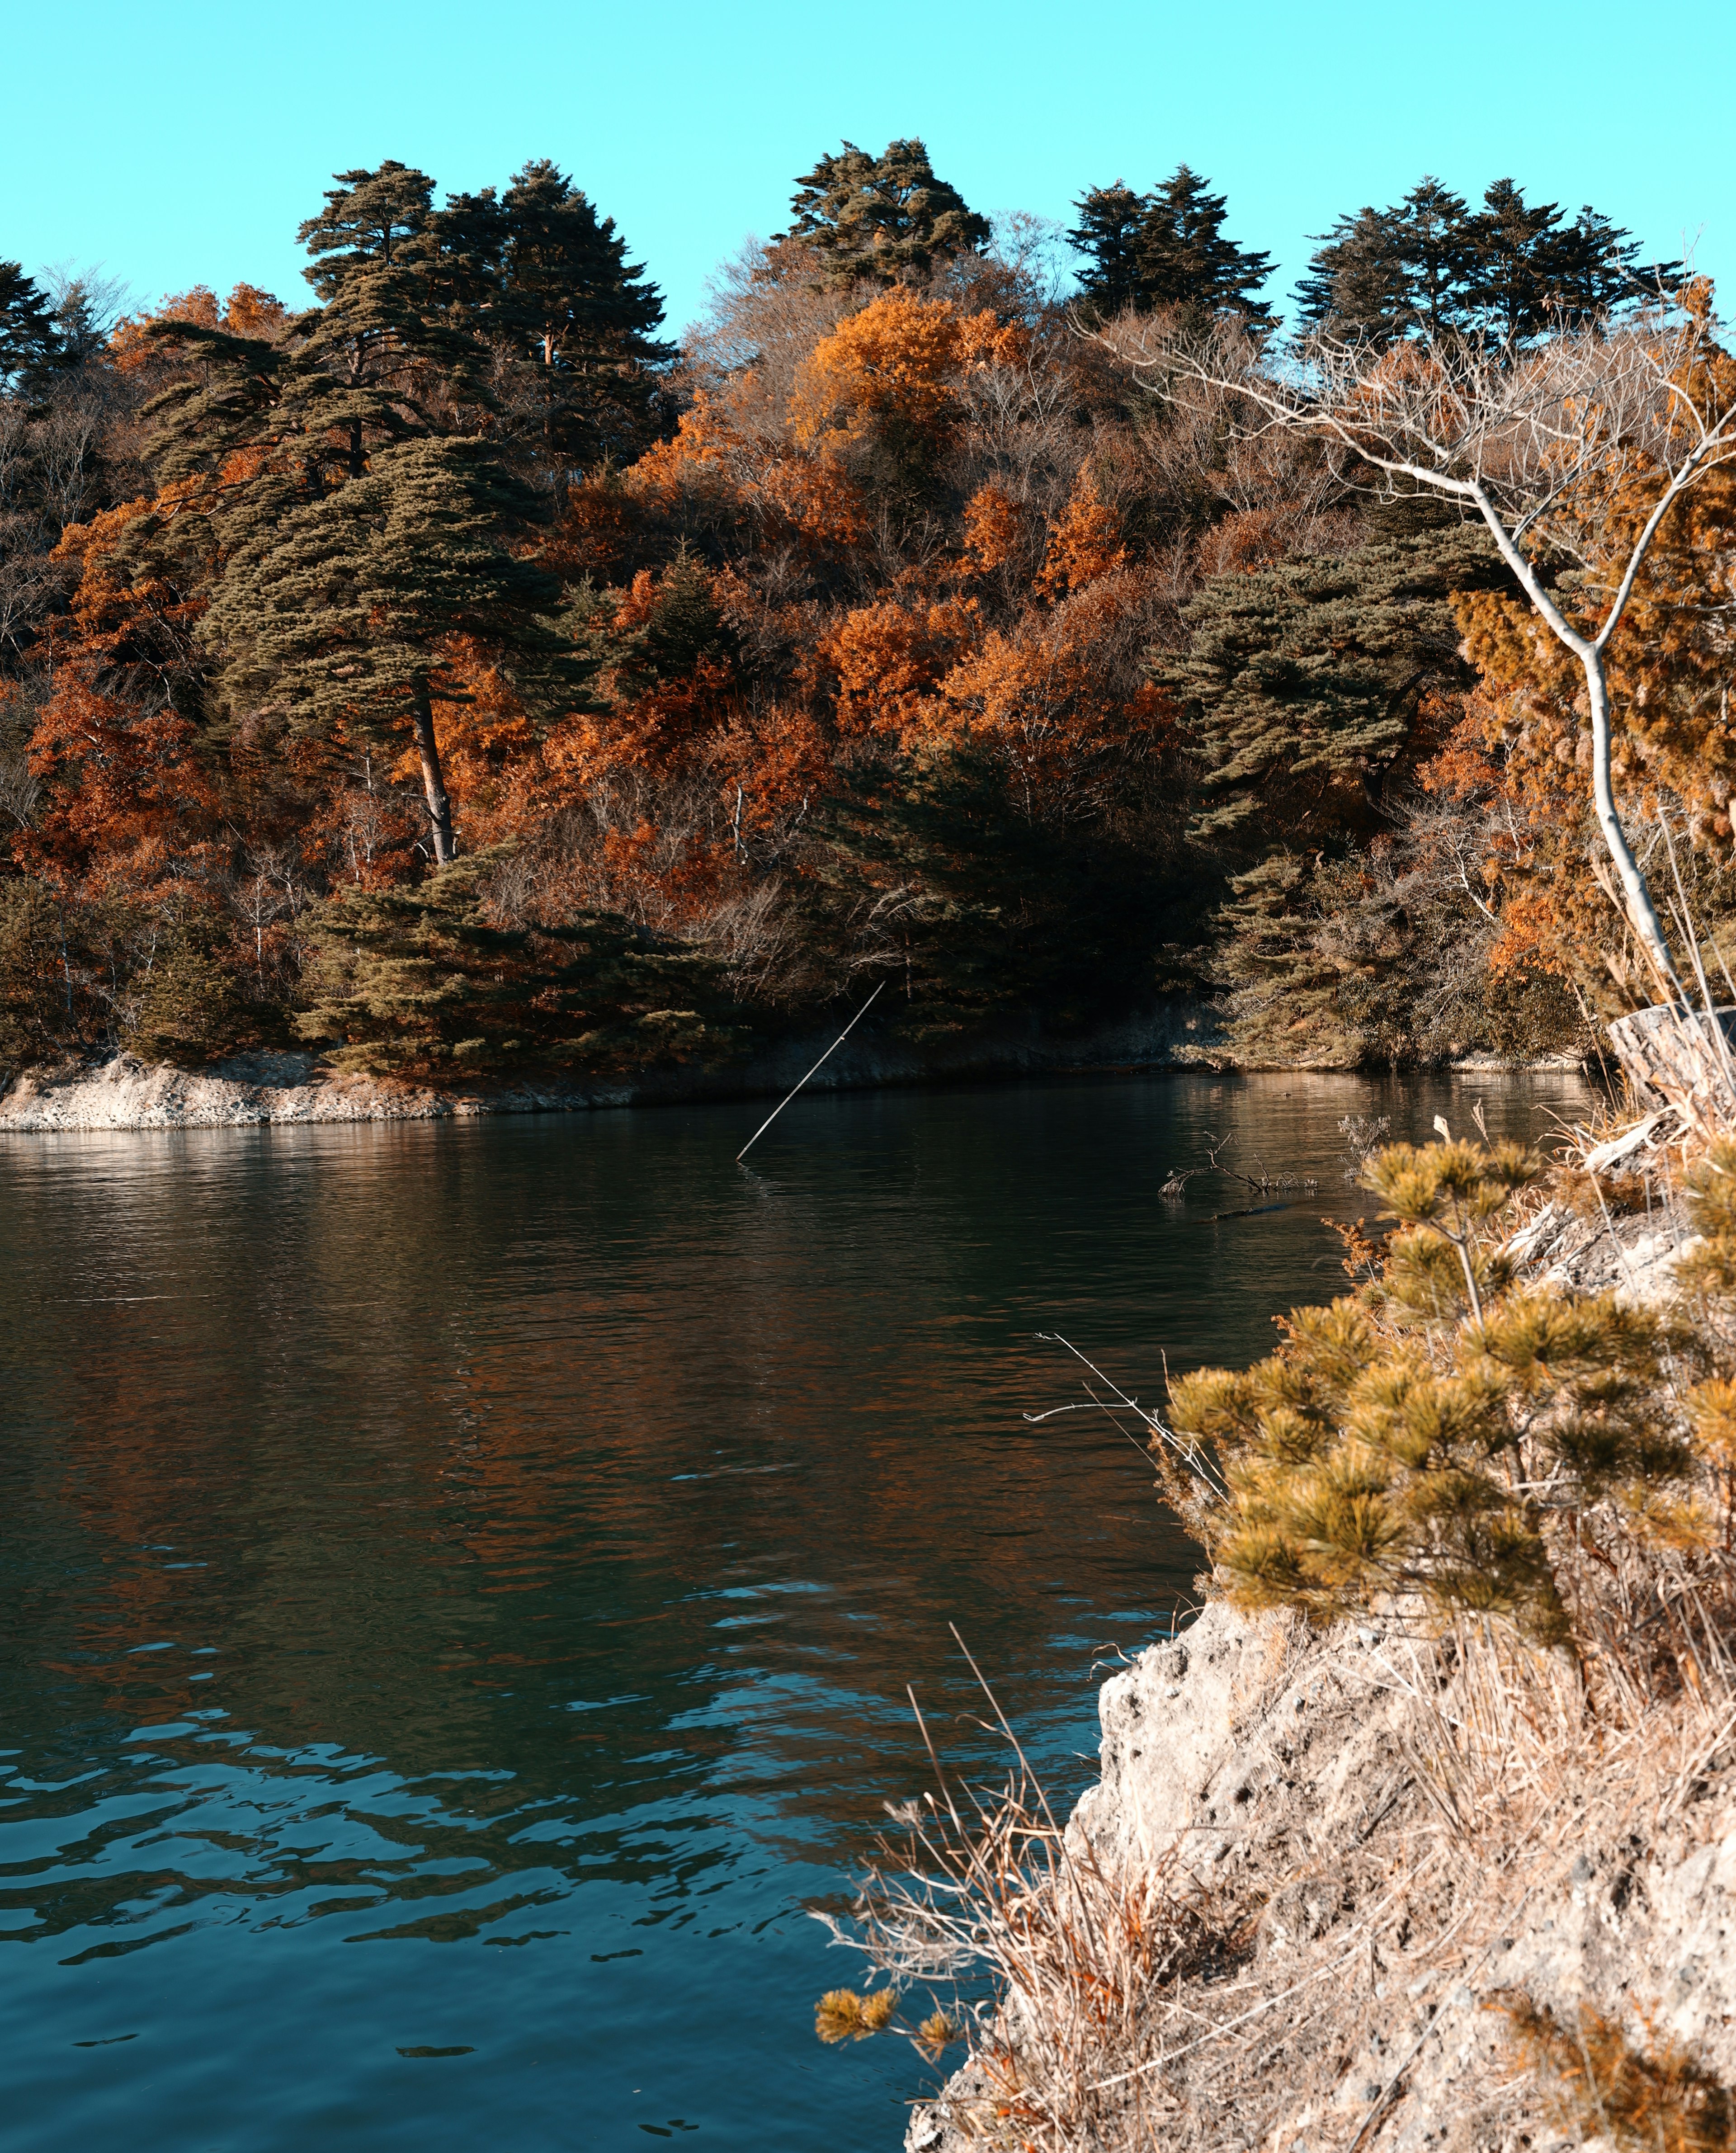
[1169,1134,1736,1649]
[1497,1995,1735,2153]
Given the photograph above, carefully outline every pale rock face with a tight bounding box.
[0,1053,629,1129]
[910,1598,1736,2153]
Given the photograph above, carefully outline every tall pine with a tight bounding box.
[202,439,592,863]
[1071,168,1271,320]
[782,140,991,284]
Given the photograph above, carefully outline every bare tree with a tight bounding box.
[1116,299,1736,994]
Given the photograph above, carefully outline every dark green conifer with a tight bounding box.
[0,263,63,392]
[1294,208,1410,341]
[1394,177,1477,338]
[1070,168,1271,320]
[782,140,991,284]
[1067,183,1149,316]
[201,438,595,864]
[287,162,487,481]
[1135,167,1273,319]
[293,849,731,1072]
[1164,521,1508,845]
[1466,178,1566,344]
[441,159,673,466]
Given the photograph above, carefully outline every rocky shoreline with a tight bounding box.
[0,1004,1233,1131]
[907,1594,1736,2151]
[903,1157,1732,2153]
[0,1006,1589,1134]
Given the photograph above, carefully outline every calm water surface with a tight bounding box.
[0,1070,1587,2150]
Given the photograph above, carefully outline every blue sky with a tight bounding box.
[5,0,1731,334]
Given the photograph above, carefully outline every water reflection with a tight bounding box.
[0,1071,1586,2149]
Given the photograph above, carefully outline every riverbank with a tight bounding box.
[909,1593,1736,2153]
[0,1006,1587,1132]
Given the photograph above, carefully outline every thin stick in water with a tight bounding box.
[735,980,886,1164]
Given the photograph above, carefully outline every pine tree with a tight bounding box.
[782,140,991,284]
[0,263,63,392]
[1068,183,1149,316]
[1165,521,1509,845]
[465,159,673,465]
[1540,208,1649,323]
[1467,178,1566,345]
[287,161,486,482]
[293,848,733,1072]
[136,316,290,488]
[1294,208,1409,340]
[1135,167,1273,319]
[1069,168,1271,320]
[1393,177,1477,339]
[297,160,435,299]
[201,438,595,863]
[1297,177,1658,348]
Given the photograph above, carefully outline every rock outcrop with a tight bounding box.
[908,1599,1736,2150]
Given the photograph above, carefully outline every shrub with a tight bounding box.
[1167,1136,1732,1650]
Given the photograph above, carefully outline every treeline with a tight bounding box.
[0,141,1714,1076]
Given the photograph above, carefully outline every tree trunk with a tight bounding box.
[1582,648,1680,996]
[410,680,455,866]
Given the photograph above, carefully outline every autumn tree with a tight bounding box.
[1141,291,1736,993]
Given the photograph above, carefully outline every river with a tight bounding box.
[0,1069,1587,2150]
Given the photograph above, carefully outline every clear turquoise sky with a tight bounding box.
[5,0,1731,333]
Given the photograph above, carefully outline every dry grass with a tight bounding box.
[825,1592,1736,2152]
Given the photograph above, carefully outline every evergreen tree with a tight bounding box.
[809,747,1189,1038]
[782,140,991,284]
[1394,177,1477,339]
[201,438,595,864]
[293,850,734,1073]
[433,159,673,466]
[1467,178,1565,344]
[287,161,486,481]
[1070,167,1271,320]
[1136,166,1273,318]
[498,161,668,369]
[1164,521,1509,844]
[1541,207,1650,322]
[0,263,63,392]
[1067,182,1149,316]
[1293,207,1409,340]
[1297,176,1661,347]
[297,160,436,298]
[137,317,290,487]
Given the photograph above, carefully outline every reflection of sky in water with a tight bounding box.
[0,1071,1587,2149]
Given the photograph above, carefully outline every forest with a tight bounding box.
[0,142,1725,1079]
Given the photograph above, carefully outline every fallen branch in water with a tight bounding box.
[735,980,886,1164]
[1160,1132,1319,1202]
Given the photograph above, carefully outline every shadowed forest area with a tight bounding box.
[1,143,1724,1079]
